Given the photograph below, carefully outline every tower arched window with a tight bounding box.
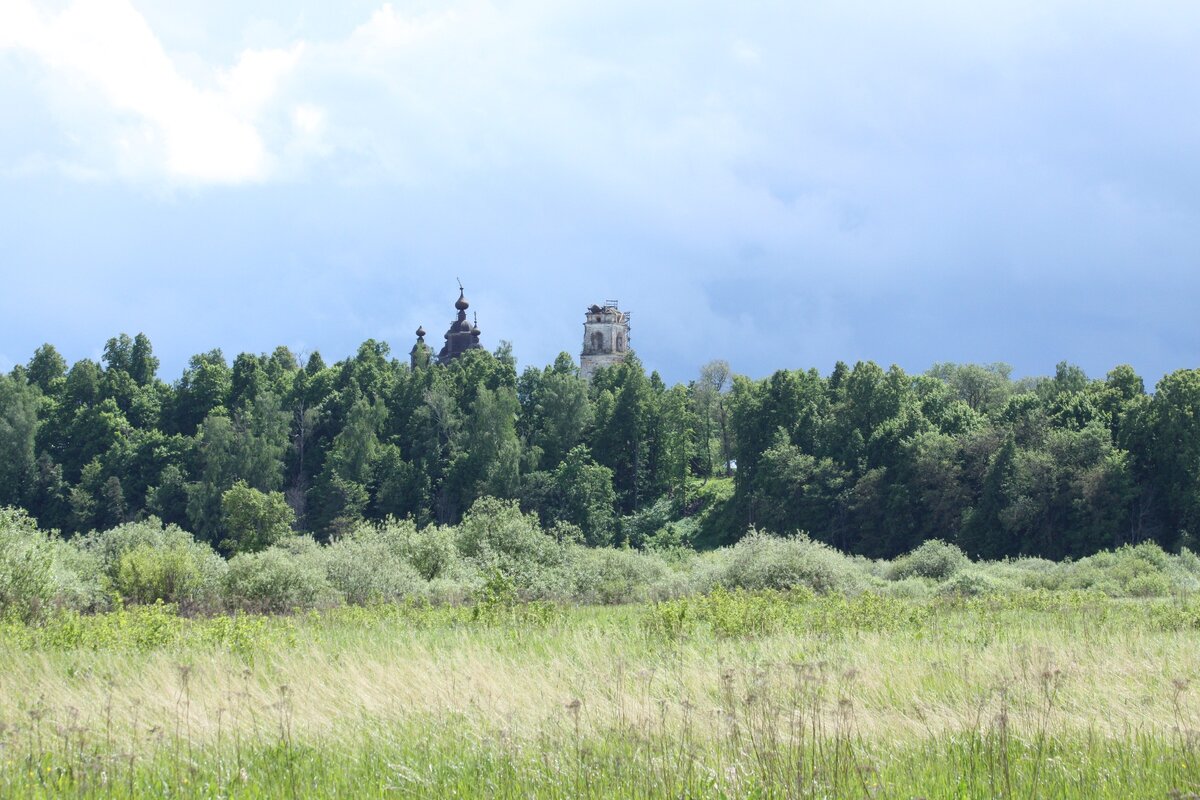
[590,331,604,353]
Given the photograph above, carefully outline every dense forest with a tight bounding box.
[0,332,1198,560]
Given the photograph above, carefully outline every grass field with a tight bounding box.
[2,590,1199,798]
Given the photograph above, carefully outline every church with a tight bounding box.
[410,287,631,379]
[409,286,483,368]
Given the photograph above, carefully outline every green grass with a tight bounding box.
[2,592,1200,798]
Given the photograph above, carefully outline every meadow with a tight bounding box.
[4,504,1200,797]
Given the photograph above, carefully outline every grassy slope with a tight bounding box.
[1,593,1199,797]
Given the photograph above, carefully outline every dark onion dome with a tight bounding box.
[471,326,481,336]
[455,291,469,311]
[416,326,426,338]
[458,319,473,332]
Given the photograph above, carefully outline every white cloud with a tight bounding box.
[291,104,325,136]
[0,0,303,184]
[220,45,304,119]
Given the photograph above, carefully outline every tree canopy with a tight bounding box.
[0,332,1192,560]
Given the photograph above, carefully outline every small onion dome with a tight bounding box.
[458,319,473,332]
[471,326,481,336]
[416,326,426,338]
[455,291,469,311]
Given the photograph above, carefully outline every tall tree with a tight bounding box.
[0,374,40,508]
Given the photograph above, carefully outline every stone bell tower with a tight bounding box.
[580,302,630,381]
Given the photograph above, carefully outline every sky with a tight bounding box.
[1,0,1198,386]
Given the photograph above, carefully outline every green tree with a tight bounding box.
[927,362,1014,413]
[551,446,616,545]
[26,344,66,396]
[521,355,593,471]
[693,359,732,477]
[444,386,521,519]
[590,356,650,513]
[311,395,388,534]
[220,481,295,553]
[1139,370,1200,547]
[0,374,40,508]
[146,464,190,528]
[171,350,232,435]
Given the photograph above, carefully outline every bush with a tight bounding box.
[74,519,225,610]
[937,568,1011,597]
[224,537,339,612]
[886,540,969,581]
[620,497,674,549]
[50,543,106,612]
[707,529,865,594]
[563,546,675,604]
[0,508,63,621]
[999,557,1062,590]
[1125,572,1173,598]
[324,522,427,604]
[1076,542,1171,593]
[643,517,698,552]
[117,545,203,606]
[391,521,461,581]
[455,498,566,597]
[1177,548,1200,577]
[882,576,935,599]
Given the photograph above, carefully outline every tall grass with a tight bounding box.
[5,502,1200,794]
[0,593,1199,796]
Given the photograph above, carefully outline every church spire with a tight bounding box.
[436,283,484,365]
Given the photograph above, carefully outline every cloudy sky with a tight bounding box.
[1,0,1198,385]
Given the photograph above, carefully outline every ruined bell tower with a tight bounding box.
[580,302,631,381]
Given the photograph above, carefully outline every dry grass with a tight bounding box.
[1,598,1197,754]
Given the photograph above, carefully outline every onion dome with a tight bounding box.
[455,290,469,311]
[416,326,426,339]
[457,319,473,333]
[471,325,481,336]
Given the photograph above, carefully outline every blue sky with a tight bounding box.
[1,0,1198,385]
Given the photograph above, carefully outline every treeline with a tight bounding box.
[0,333,1198,559]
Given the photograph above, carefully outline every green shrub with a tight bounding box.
[1071,542,1172,594]
[49,543,106,612]
[882,576,935,599]
[1177,548,1200,577]
[116,544,203,605]
[642,517,698,552]
[391,521,461,581]
[999,557,1062,590]
[1125,572,1172,598]
[224,537,340,612]
[0,508,60,622]
[564,546,673,604]
[886,540,969,581]
[620,497,674,549]
[324,523,427,604]
[74,518,225,610]
[937,568,1010,597]
[707,529,865,594]
[455,498,566,597]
